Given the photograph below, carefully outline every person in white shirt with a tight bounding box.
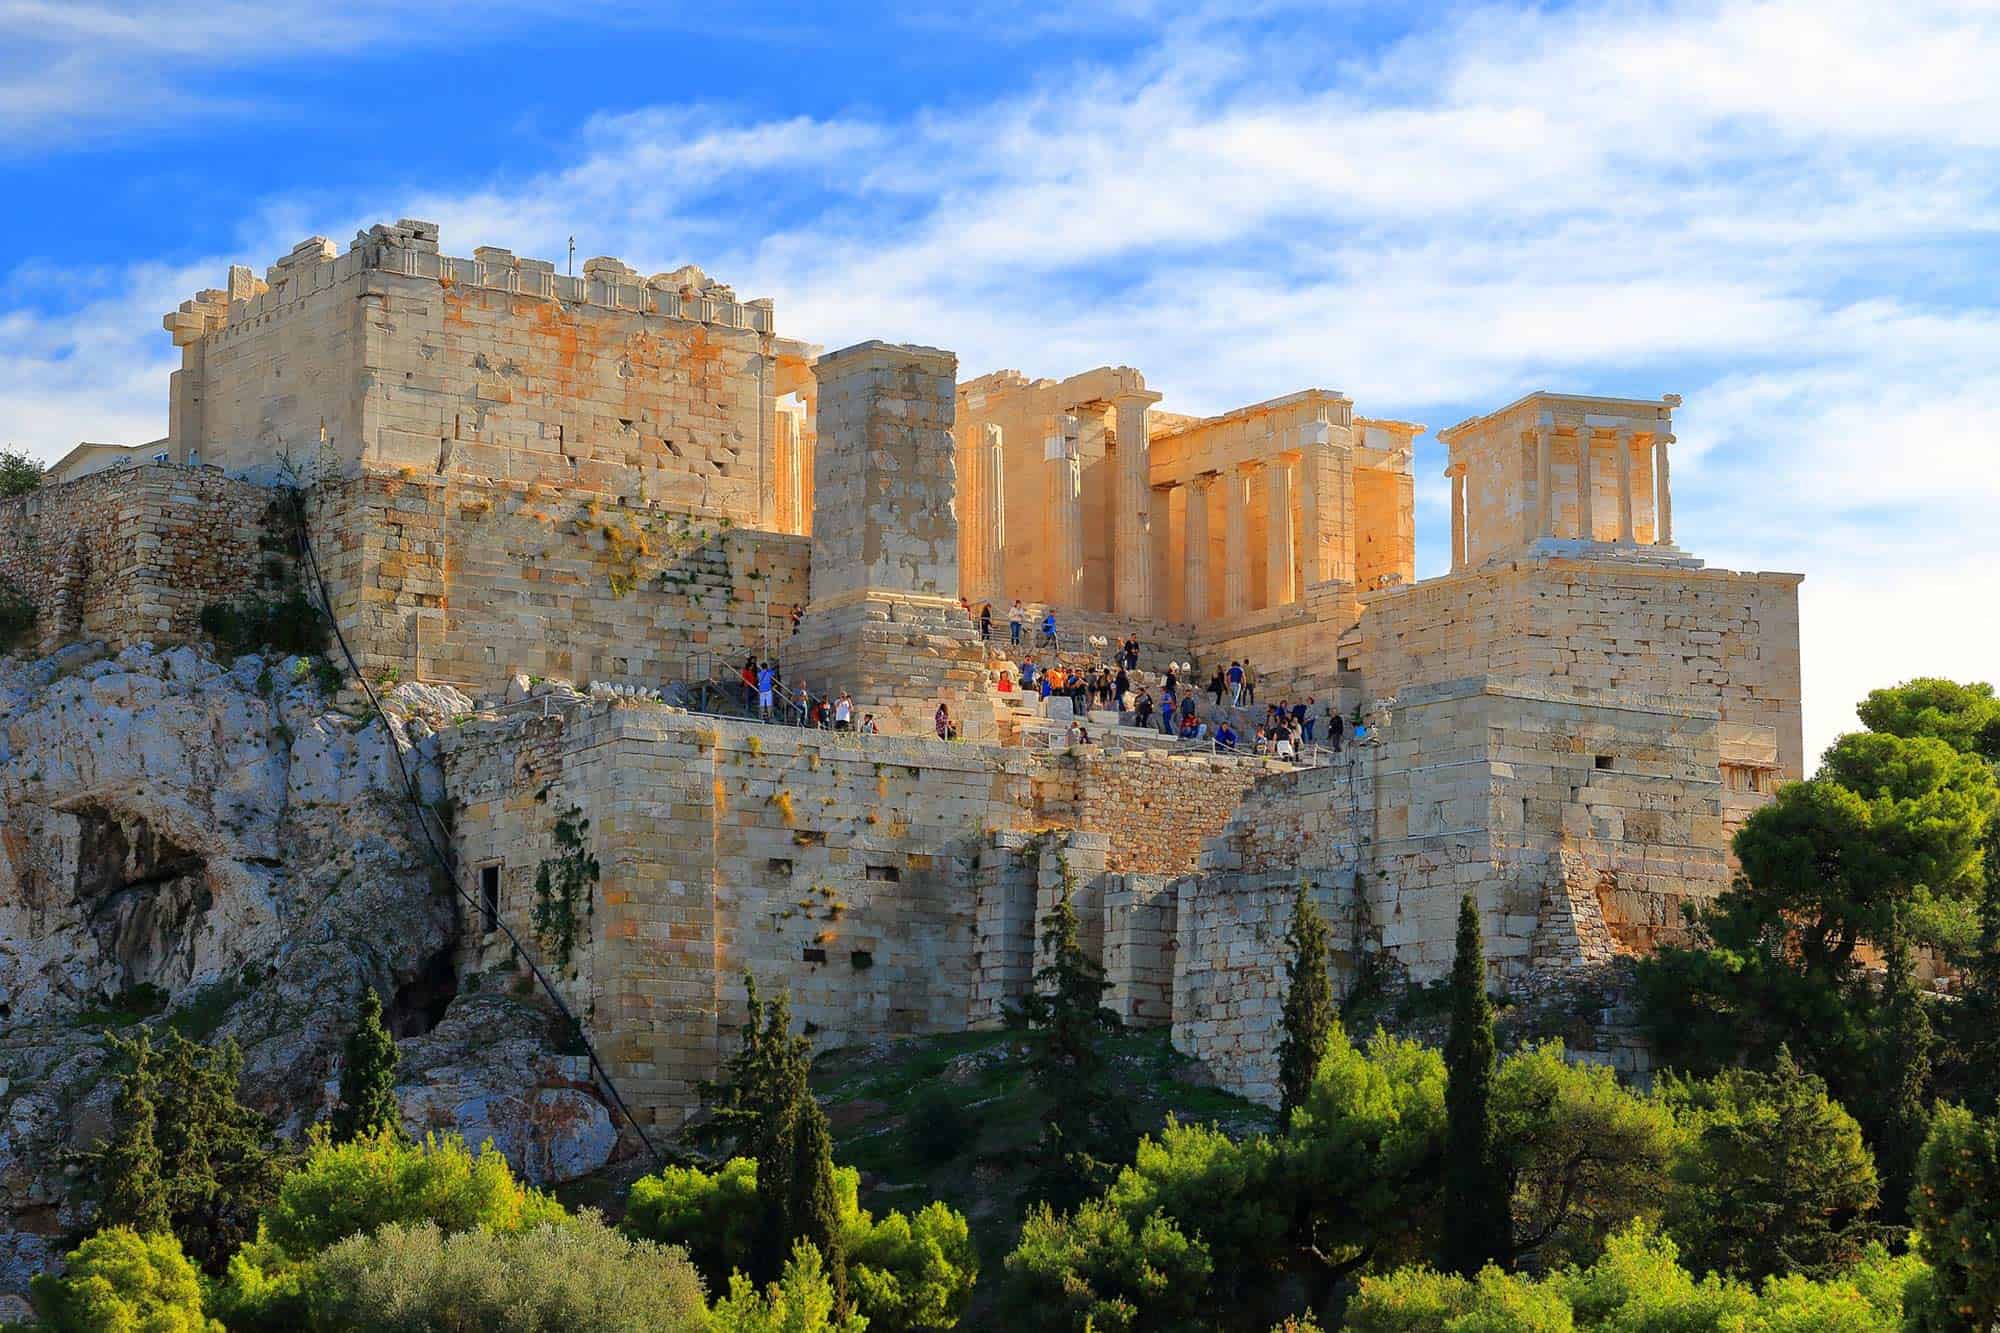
[1009,599,1026,646]
[833,692,853,731]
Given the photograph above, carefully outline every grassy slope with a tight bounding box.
[810,1025,1274,1289]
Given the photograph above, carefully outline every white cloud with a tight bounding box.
[3,0,1995,764]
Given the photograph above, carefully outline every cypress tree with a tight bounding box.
[1878,906,1934,1226]
[99,1033,172,1237]
[331,986,402,1143]
[1278,879,1337,1130]
[787,1084,849,1316]
[1442,892,1508,1275]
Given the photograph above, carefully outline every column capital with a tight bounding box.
[1445,460,1469,478]
[1189,469,1219,491]
[1111,387,1165,408]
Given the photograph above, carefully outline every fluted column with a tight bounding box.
[1046,413,1083,606]
[1113,388,1163,621]
[1266,455,1297,606]
[1536,427,1553,538]
[1616,427,1636,544]
[1577,426,1596,542]
[1456,460,1472,568]
[1150,483,1176,622]
[1185,472,1213,623]
[777,405,805,534]
[1654,433,1674,546]
[978,422,1005,599]
[1299,421,1336,585]
[1223,464,1251,617]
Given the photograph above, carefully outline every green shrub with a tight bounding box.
[999,1196,1213,1332]
[260,1128,568,1260]
[0,575,34,657]
[29,1227,221,1332]
[712,1239,865,1332]
[196,590,329,659]
[907,1086,975,1165]
[625,1156,978,1330]
[306,1214,709,1333]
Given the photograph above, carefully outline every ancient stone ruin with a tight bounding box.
[4,221,1802,1122]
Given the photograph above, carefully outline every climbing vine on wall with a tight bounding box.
[532,805,599,970]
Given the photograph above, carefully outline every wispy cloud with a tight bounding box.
[2,0,1994,760]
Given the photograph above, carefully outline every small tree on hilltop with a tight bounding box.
[1442,893,1508,1276]
[1278,879,1337,1131]
[332,986,403,1143]
[1908,1104,2000,1331]
[0,446,43,499]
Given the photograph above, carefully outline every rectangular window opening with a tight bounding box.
[768,857,793,877]
[866,864,900,882]
[802,947,827,964]
[479,864,500,933]
[1594,754,1614,770]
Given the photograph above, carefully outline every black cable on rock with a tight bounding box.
[285,487,665,1171]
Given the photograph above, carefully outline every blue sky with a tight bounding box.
[4,0,1996,761]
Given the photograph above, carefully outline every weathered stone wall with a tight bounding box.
[1171,678,1730,1102]
[0,465,273,657]
[440,703,1052,1125]
[308,473,809,692]
[1057,749,1267,875]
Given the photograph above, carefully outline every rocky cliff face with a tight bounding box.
[0,643,615,1294]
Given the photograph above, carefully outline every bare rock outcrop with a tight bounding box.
[0,642,610,1294]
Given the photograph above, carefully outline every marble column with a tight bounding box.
[777,406,804,535]
[1536,427,1553,538]
[1577,426,1596,543]
[977,422,1005,599]
[1654,432,1674,546]
[1185,472,1213,623]
[1151,483,1176,622]
[1616,427,1636,544]
[1046,413,1083,607]
[1449,463,1467,571]
[1113,389,1163,621]
[1266,455,1297,606]
[1299,422,1335,586]
[1223,464,1251,617]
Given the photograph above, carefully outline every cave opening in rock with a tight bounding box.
[389,943,460,1038]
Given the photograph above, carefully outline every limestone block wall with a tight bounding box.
[1357,558,1804,779]
[439,704,1050,1126]
[1056,749,1267,875]
[1103,874,1179,1027]
[0,465,273,657]
[308,474,808,693]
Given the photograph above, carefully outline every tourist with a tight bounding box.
[834,691,853,731]
[756,662,775,720]
[1070,672,1087,717]
[1209,668,1227,707]
[1164,664,1178,696]
[1039,670,1054,717]
[979,602,992,641]
[790,603,803,635]
[1010,599,1025,645]
[739,655,757,709]
[1134,689,1154,729]
[1227,660,1244,705]
[936,702,958,741]
[794,683,810,726]
[1122,636,1139,670]
[1114,665,1129,707]
[997,669,1013,694]
[1276,729,1296,763]
[1217,720,1238,751]
[1065,718,1084,747]
[1041,610,1057,647]
[811,697,830,728]
[859,713,879,735]
[1328,708,1344,753]
[1242,659,1257,705]
[1301,697,1316,745]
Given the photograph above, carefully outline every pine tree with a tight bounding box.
[1878,906,1934,1227]
[1278,880,1337,1130]
[331,986,402,1143]
[1953,853,2000,1115]
[99,1033,171,1236]
[152,1033,282,1272]
[787,1083,849,1317]
[1442,893,1508,1276]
